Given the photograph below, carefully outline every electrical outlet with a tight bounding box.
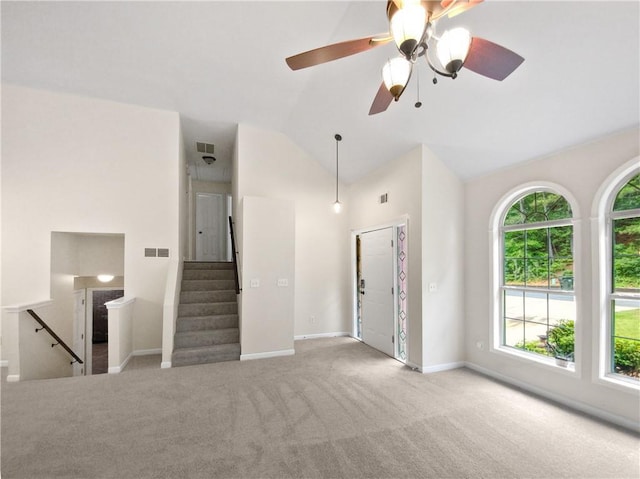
[310,316,316,324]
[476,341,484,350]
[277,278,288,287]
[250,279,260,288]
[428,282,437,293]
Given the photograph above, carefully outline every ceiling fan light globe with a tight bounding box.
[383,57,412,100]
[390,4,427,59]
[437,27,472,74]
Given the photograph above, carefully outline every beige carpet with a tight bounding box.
[1,337,638,479]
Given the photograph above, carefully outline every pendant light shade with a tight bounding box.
[436,27,472,76]
[383,56,413,100]
[390,3,427,59]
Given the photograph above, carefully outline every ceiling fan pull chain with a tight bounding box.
[415,68,422,108]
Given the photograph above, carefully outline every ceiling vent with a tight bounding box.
[196,142,215,154]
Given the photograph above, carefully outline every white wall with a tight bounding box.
[421,146,465,371]
[1,85,183,366]
[464,127,640,426]
[235,124,351,346]
[240,196,295,357]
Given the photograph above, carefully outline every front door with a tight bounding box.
[360,228,395,357]
[196,193,223,261]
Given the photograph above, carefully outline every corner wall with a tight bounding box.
[1,85,183,363]
[234,124,351,353]
[464,127,640,426]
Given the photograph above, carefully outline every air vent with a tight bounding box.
[380,193,388,204]
[196,142,215,154]
[144,248,157,257]
[157,248,169,258]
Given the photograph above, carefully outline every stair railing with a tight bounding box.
[26,309,83,365]
[228,216,242,294]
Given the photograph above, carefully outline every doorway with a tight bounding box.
[355,223,408,362]
[196,193,224,261]
[87,288,124,375]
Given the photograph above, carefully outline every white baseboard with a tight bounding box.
[108,353,132,374]
[294,332,351,340]
[241,349,295,361]
[405,361,422,372]
[161,361,172,369]
[6,374,20,382]
[0,360,8,368]
[133,348,162,356]
[465,361,640,433]
[422,361,465,374]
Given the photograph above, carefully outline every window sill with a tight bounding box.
[596,373,640,393]
[491,346,578,377]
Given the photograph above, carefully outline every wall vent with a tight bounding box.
[380,193,388,204]
[196,142,215,154]
[157,248,169,258]
[144,248,157,257]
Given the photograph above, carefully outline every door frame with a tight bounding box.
[351,216,410,363]
[84,287,124,375]
[195,192,225,261]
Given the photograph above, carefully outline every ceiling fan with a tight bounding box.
[285,0,524,115]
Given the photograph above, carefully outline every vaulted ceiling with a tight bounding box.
[2,1,638,184]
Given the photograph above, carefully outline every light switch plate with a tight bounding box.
[277,278,288,287]
[250,279,260,288]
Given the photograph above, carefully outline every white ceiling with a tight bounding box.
[2,1,638,184]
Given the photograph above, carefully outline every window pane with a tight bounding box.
[504,290,524,320]
[613,174,640,211]
[550,226,572,257]
[549,294,576,327]
[526,258,549,288]
[504,191,572,226]
[524,290,548,323]
[612,299,640,380]
[546,195,572,221]
[526,228,548,258]
[613,217,640,291]
[525,320,551,355]
[505,258,525,286]
[550,259,573,290]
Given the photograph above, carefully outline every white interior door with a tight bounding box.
[196,193,223,261]
[73,290,86,376]
[360,228,395,357]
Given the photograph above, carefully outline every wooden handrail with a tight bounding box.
[228,216,241,294]
[26,309,83,365]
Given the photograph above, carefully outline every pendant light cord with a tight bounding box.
[335,134,342,202]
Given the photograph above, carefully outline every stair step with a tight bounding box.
[176,314,239,333]
[178,302,237,317]
[181,280,236,291]
[182,269,235,280]
[184,261,234,270]
[180,290,236,304]
[174,328,239,349]
[172,343,241,367]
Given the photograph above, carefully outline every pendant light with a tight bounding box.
[333,134,342,213]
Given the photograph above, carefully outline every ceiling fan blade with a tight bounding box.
[463,37,524,81]
[286,35,391,71]
[369,82,394,116]
[441,0,484,18]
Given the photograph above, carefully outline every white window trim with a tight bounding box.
[489,182,582,377]
[591,158,640,392]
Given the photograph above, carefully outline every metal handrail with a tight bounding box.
[228,216,241,294]
[26,309,83,365]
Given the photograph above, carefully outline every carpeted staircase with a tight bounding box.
[172,261,240,367]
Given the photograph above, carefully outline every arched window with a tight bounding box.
[500,189,576,365]
[608,172,639,381]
